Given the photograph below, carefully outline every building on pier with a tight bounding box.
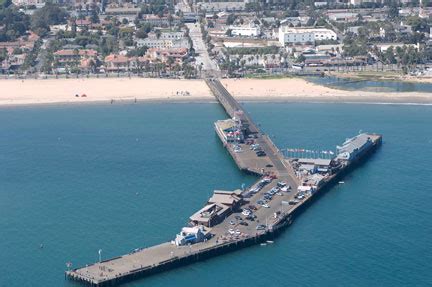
[214,119,244,143]
[189,203,230,227]
[174,226,210,246]
[336,133,373,162]
[189,190,243,227]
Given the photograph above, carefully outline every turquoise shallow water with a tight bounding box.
[0,103,431,287]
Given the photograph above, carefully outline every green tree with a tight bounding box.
[31,3,68,36]
[0,7,30,41]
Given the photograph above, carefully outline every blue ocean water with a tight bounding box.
[0,102,431,287]
[307,76,432,93]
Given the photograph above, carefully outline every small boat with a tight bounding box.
[266,240,274,244]
[260,243,267,246]
[338,181,345,184]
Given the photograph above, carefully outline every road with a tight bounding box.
[186,23,219,77]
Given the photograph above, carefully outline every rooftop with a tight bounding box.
[338,133,371,155]
[279,27,336,34]
[298,158,332,166]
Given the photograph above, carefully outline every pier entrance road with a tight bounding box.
[186,23,219,77]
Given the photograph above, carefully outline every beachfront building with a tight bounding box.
[103,47,187,73]
[104,54,135,72]
[53,49,98,68]
[146,48,188,64]
[278,27,337,45]
[136,32,190,49]
[1,52,26,73]
[229,24,261,37]
[136,38,189,49]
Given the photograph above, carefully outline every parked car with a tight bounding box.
[256,224,266,230]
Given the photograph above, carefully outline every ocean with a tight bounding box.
[0,102,431,287]
[307,76,432,93]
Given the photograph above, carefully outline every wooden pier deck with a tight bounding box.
[206,79,299,183]
[65,79,382,286]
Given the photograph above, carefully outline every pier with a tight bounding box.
[66,80,382,286]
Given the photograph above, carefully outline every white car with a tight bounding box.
[242,209,251,216]
[228,229,235,235]
[262,204,270,208]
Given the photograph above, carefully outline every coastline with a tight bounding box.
[1,77,432,107]
[0,77,215,107]
[221,78,432,105]
[326,71,432,84]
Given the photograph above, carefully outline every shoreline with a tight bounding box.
[1,77,432,108]
[2,96,432,109]
[326,71,432,84]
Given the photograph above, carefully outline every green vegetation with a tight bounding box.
[405,16,429,33]
[0,47,7,62]
[227,46,279,56]
[343,32,368,57]
[244,73,296,79]
[0,7,30,42]
[373,45,426,68]
[127,46,148,57]
[0,0,12,8]
[31,3,68,36]
[139,0,170,16]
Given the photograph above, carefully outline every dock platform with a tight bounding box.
[66,79,382,286]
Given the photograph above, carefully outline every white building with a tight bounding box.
[174,226,207,246]
[136,38,189,49]
[278,27,337,45]
[136,31,189,49]
[12,0,45,7]
[229,25,261,37]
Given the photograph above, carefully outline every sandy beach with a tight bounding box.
[0,78,214,106]
[1,77,432,107]
[221,78,432,104]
